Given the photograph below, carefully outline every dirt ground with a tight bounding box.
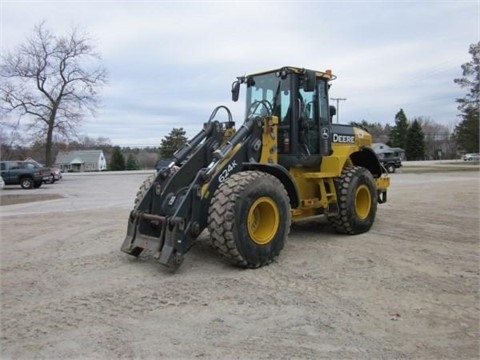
[0,169,479,359]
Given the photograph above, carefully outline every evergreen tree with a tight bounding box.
[454,42,480,152]
[389,109,409,149]
[159,128,188,159]
[125,153,138,170]
[109,146,125,171]
[454,108,479,152]
[126,153,139,170]
[405,120,425,160]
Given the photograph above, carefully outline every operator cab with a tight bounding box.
[232,66,336,168]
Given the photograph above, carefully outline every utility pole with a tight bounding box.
[330,97,347,124]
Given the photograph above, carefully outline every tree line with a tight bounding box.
[354,111,457,160]
[0,133,160,170]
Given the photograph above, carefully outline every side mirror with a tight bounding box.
[231,80,240,102]
[303,70,316,92]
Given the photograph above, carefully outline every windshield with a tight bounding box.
[243,70,331,157]
[246,73,290,117]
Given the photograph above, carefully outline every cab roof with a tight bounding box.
[247,66,336,81]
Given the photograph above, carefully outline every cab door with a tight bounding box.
[295,77,332,166]
[316,78,332,157]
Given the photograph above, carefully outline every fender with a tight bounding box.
[350,147,384,178]
[242,162,300,208]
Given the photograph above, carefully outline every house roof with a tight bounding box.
[55,150,105,165]
[70,157,84,165]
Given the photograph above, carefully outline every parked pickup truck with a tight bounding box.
[0,161,51,189]
[27,159,63,184]
[376,153,403,173]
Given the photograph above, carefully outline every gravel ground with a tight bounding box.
[0,169,479,359]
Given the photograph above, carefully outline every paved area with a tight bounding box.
[0,171,154,215]
[1,169,479,359]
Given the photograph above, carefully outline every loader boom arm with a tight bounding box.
[121,109,265,269]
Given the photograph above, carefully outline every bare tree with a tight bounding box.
[0,22,107,165]
[352,120,391,144]
[137,150,159,169]
[415,117,454,159]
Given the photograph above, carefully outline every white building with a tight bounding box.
[55,150,107,172]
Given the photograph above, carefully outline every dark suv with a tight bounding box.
[0,161,50,189]
[377,153,402,173]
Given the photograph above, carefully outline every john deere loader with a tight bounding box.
[121,66,390,270]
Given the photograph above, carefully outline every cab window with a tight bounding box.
[317,79,329,126]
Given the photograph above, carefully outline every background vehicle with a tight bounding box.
[463,153,480,162]
[25,159,62,183]
[121,66,390,270]
[0,161,50,189]
[377,152,402,173]
[46,166,62,183]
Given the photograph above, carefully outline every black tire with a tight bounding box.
[328,166,377,234]
[48,174,55,184]
[33,180,42,189]
[386,163,396,173]
[20,177,34,189]
[134,173,156,207]
[208,171,291,268]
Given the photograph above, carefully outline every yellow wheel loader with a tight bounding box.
[121,66,390,270]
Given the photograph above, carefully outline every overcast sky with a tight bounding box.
[1,0,478,147]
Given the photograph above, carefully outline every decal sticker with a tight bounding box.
[321,128,330,139]
[218,160,238,183]
[332,133,355,143]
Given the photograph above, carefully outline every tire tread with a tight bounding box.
[208,171,290,268]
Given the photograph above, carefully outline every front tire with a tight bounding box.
[134,173,156,208]
[328,166,377,234]
[386,163,396,173]
[208,171,291,268]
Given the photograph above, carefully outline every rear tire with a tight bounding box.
[328,166,377,234]
[386,163,396,173]
[20,177,34,189]
[208,171,291,268]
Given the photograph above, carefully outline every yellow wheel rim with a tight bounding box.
[355,184,371,220]
[247,196,280,245]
